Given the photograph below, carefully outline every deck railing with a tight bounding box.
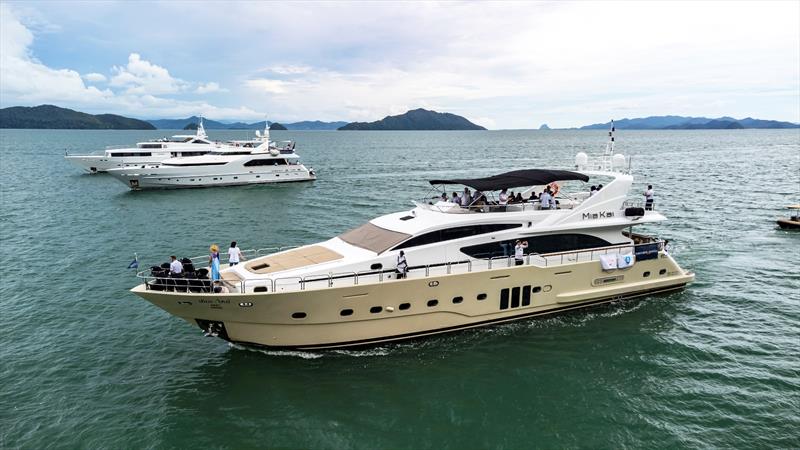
[135,239,664,295]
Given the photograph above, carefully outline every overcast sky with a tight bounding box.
[1,1,798,129]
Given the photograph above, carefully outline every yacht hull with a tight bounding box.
[132,252,694,349]
[65,155,163,173]
[108,165,316,189]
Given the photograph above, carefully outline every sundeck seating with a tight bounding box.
[245,245,343,274]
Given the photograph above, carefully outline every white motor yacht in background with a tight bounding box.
[106,128,315,190]
[129,126,694,349]
[65,120,219,173]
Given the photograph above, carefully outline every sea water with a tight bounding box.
[0,129,798,448]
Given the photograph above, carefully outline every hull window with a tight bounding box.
[427,299,439,307]
[369,306,382,314]
[244,158,288,166]
[340,309,354,317]
[399,303,411,310]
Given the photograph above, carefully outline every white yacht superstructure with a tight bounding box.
[106,128,315,190]
[129,130,694,349]
[65,121,220,173]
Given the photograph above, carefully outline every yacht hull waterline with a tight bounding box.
[133,254,693,349]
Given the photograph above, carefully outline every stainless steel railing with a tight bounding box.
[134,239,663,295]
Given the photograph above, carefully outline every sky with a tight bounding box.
[1,1,798,129]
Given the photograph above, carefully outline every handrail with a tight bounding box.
[135,240,665,295]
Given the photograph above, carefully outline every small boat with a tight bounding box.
[106,128,315,190]
[127,125,694,349]
[776,205,800,229]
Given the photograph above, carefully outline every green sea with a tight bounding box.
[1,129,798,449]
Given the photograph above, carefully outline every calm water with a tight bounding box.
[1,129,798,449]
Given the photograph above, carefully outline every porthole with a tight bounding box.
[477,293,487,300]
[427,299,439,307]
[291,312,307,319]
[659,268,667,275]
[452,296,463,304]
[543,285,552,292]
[370,306,382,314]
[643,271,651,277]
[531,286,542,293]
[340,309,353,316]
[370,263,383,270]
[253,286,267,293]
[399,303,411,310]
[233,176,238,179]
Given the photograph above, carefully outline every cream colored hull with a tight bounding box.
[132,252,694,349]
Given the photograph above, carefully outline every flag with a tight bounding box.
[127,254,139,269]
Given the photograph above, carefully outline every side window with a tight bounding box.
[460,234,613,258]
[394,223,521,250]
[244,158,288,167]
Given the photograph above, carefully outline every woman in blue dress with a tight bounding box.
[209,244,221,281]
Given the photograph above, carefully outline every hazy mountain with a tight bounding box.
[339,108,486,130]
[0,105,155,129]
[148,116,345,130]
[269,123,288,130]
[539,124,551,130]
[580,115,799,130]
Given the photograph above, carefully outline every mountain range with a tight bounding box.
[0,105,155,129]
[339,108,486,130]
[148,116,346,130]
[579,115,799,130]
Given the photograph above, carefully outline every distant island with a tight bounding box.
[149,116,346,130]
[0,105,155,130]
[539,124,551,130]
[338,108,486,130]
[580,115,799,130]
[269,123,287,131]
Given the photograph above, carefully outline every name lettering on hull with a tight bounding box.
[582,211,615,220]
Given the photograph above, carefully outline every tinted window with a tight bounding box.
[461,233,613,259]
[394,223,521,250]
[244,158,287,166]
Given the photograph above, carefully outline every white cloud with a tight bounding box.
[109,53,188,95]
[83,72,107,83]
[195,82,226,94]
[245,79,293,94]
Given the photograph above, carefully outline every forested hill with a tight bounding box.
[0,105,155,129]
[338,108,486,130]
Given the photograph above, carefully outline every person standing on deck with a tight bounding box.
[396,251,408,279]
[499,189,509,206]
[644,185,654,210]
[228,241,245,267]
[209,244,221,281]
[514,240,528,266]
[169,255,183,276]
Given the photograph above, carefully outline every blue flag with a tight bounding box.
[127,255,139,269]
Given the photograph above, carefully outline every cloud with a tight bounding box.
[195,82,226,94]
[83,72,107,83]
[245,79,292,94]
[0,3,113,105]
[109,53,188,95]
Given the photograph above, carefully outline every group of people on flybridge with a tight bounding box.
[438,183,655,211]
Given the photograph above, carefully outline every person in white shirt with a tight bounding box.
[643,185,654,210]
[499,188,509,205]
[589,185,597,197]
[514,240,528,266]
[228,241,246,266]
[169,255,183,275]
[396,251,408,279]
[461,188,472,207]
[540,190,552,209]
[452,192,460,204]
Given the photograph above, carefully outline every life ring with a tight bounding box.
[548,182,560,197]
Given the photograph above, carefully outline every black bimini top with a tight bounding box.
[429,169,589,191]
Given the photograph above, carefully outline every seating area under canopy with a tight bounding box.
[429,169,589,191]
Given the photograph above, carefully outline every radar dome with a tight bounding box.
[575,152,588,168]
[612,153,626,169]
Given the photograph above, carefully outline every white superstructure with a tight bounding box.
[106,127,315,190]
[65,120,221,173]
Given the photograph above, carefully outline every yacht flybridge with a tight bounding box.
[130,131,694,349]
[106,127,315,190]
[65,120,221,173]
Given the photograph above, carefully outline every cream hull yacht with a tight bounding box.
[129,139,694,349]
[106,133,315,190]
[65,122,218,173]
